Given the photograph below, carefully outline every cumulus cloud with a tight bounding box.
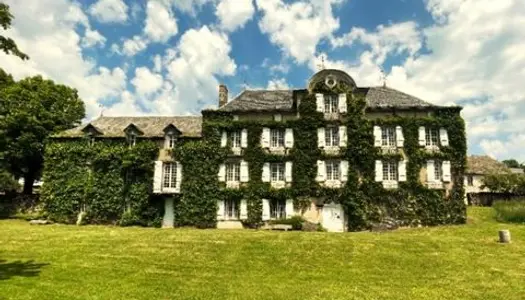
[144,0,178,42]
[121,35,148,57]
[131,67,164,96]
[267,78,290,90]
[89,0,129,23]
[82,28,106,48]
[216,0,255,32]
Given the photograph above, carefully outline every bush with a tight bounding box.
[493,200,525,223]
[269,216,305,230]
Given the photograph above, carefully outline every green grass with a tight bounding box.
[1,208,525,300]
[493,200,525,223]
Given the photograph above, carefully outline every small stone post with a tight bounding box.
[499,230,511,243]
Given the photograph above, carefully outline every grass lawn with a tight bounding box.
[1,208,525,300]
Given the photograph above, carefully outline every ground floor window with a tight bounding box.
[270,199,286,219]
[224,199,239,220]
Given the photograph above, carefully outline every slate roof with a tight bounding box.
[218,86,436,112]
[466,155,511,175]
[55,116,202,138]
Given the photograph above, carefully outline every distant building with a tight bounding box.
[465,155,512,205]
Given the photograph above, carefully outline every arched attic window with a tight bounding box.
[124,124,143,148]
[163,124,181,149]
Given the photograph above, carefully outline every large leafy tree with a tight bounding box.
[502,159,522,169]
[0,3,28,60]
[0,74,85,194]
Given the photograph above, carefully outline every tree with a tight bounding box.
[0,3,28,60]
[502,159,521,169]
[0,74,85,194]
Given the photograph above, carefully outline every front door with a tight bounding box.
[321,203,345,232]
[162,198,174,228]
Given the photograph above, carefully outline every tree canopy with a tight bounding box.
[502,159,522,169]
[481,173,525,195]
[0,74,85,194]
[0,3,28,60]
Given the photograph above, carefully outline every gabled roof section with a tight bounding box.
[81,123,103,135]
[466,155,511,175]
[363,86,436,109]
[123,123,144,135]
[55,116,202,138]
[218,90,294,112]
[162,124,181,135]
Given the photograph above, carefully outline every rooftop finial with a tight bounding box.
[380,68,387,87]
[317,54,326,71]
[98,103,105,117]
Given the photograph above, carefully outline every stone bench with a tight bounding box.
[262,224,293,231]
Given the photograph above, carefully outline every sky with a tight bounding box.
[1,0,525,161]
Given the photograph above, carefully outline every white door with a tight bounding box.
[321,203,345,232]
[162,198,174,228]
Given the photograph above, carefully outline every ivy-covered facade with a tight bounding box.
[45,69,466,231]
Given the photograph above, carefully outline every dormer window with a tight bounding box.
[166,134,177,149]
[128,134,136,147]
[324,95,338,113]
[316,93,347,114]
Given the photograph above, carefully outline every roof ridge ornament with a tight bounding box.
[316,54,326,71]
[380,68,387,88]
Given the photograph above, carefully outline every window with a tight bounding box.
[425,128,439,146]
[467,175,473,186]
[326,161,340,181]
[128,134,136,147]
[434,161,442,181]
[226,163,240,182]
[88,136,95,146]
[167,134,177,149]
[382,161,398,181]
[270,129,285,148]
[230,131,241,148]
[271,163,285,182]
[270,199,286,219]
[324,95,338,113]
[325,127,340,147]
[381,127,396,147]
[163,163,177,189]
[224,199,239,220]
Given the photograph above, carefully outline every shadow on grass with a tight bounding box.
[0,259,49,280]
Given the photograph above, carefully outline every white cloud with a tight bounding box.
[131,67,164,96]
[267,78,290,90]
[144,0,178,42]
[89,0,129,23]
[82,28,106,48]
[256,0,343,63]
[170,0,213,15]
[153,55,162,72]
[480,134,525,162]
[122,35,148,56]
[216,0,255,32]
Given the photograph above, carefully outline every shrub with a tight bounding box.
[269,216,305,230]
[493,200,525,223]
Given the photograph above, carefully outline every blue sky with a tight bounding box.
[2,0,525,161]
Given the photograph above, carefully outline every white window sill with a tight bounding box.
[382,181,399,189]
[427,182,444,189]
[323,146,341,154]
[270,181,286,189]
[424,145,440,152]
[231,147,242,155]
[380,146,398,154]
[161,188,180,194]
[324,180,342,188]
[226,181,241,189]
[324,112,340,120]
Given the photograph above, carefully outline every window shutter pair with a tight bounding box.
[439,128,449,147]
[316,160,326,182]
[318,128,326,148]
[338,94,347,113]
[285,199,294,218]
[373,126,381,147]
[241,129,248,148]
[261,128,270,148]
[285,128,294,148]
[221,131,227,147]
[396,126,404,147]
[217,200,225,221]
[175,162,182,193]
[316,94,324,112]
[339,126,347,147]
[218,164,226,182]
[240,200,248,220]
[427,160,451,182]
[240,160,249,182]
[262,163,270,182]
[153,161,163,193]
[418,126,426,146]
[262,199,270,221]
[285,162,293,183]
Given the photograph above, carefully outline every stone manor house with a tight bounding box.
[57,69,464,232]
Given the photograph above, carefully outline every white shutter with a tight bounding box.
[317,128,325,148]
[285,199,294,218]
[442,160,451,182]
[440,128,449,147]
[316,93,324,112]
[240,160,249,182]
[221,131,227,147]
[175,162,182,192]
[375,160,383,182]
[398,160,406,182]
[262,199,270,221]
[427,160,435,182]
[285,161,293,183]
[316,160,326,182]
[261,128,270,148]
[241,129,248,148]
[418,127,426,146]
[218,164,226,182]
[340,160,349,182]
[285,128,294,148]
[153,161,163,193]
[396,126,404,147]
[338,93,347,113]
[339,126,347,147]
[374,126,382,147]
[262,163,270,182]
[217,200,225,221]
[240,200,248,220]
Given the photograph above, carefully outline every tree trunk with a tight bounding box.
[23,173,35,195]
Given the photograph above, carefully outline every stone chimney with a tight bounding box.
[219,84,228,108]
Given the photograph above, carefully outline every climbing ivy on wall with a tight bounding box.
[41,139,161,226]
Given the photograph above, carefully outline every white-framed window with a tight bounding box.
[270,129,285,148]
[162,163,177,189]
[230,131,241,148]
[128,134,136,147]
[381,127,396,147]
[325,126,340,147]
[270,163,285,182]
[382,161,398,181]
[226,163,240,182]
[326,161,340,181]
[167,134,177,149]
[270,199,286,219]
[88,136,95,146]
[434,160,442,181]
[224,199,239,220]
[324,94,338,113]
[426,128,439,146]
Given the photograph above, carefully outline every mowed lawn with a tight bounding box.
[1,208,525,300]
